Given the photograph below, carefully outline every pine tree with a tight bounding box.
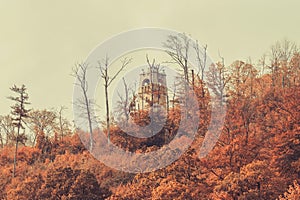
[8,84,30,177]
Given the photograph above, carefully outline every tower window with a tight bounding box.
[142,79,150,86]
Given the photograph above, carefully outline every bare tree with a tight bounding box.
[193,41,208,98]
[258,54,267,76]
[57,106,71,141]
[72,63,95,151]
[163,33,191,84]
[267,39,298,87]
[26,109,57,146]
[194,41,208,81]
[206,55,230,105]
[0,115,15,146]
[163,33,193,119]
[115,78,131,123]
[98,56,132,143]
[289,52,300,87]
[8,84,30,177]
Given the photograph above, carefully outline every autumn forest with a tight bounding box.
[0,37,300,200]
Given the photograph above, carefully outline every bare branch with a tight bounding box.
[108,57,132,86]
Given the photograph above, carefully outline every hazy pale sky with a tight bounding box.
[1,0,300,119]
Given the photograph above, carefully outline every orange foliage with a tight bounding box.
[1,50,300,199]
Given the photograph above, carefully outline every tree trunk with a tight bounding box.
[105,83,110,144]
[83,90,93,151]
[13,120,21,178]
[123,78,129,121]
[59,108,64,141]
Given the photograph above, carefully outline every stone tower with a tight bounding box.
[137,66,167,111]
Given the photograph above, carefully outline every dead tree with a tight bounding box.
[163,33,192,118]
[57,106,70,141]
[98,56,132,143]
[116,78,131,122]
[72,63,95,151]
[258,54,267,76]
[206,54,230,105]
[194,41,208,81]
[163,33,191,85]
[0,115,15,146]
[267,39,298,88]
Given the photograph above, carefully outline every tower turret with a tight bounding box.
[137,67,167,111]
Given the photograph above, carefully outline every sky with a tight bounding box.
[1,0,300,120]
